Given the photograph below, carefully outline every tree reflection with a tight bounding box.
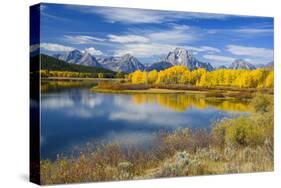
[132,94,250,112]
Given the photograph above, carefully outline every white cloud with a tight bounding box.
[172,24,191,30]
[115,43,179,57]
[186,46,221,53]
[111,25,197,46]
[234,28,273,34]
[40,43,74,52]
[200,46,221,53]
[115,42,221,58]
[115,43,221,58]
[226,45,273,58]
[74,6,228,24]
[147,24,198,44]
[208,28,273,36]
[109,25,201,57]
[64,35,105,44]
[96,8,166,24]
[203,54,235,64]
[148,29,195,44]
[185,12,228,20]
[108,34,150,43]
[83,47,103,56]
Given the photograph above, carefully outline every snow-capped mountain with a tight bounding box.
[98,54,145,73]
[54,49,82,64]
[229,59,256,70]
[164,48,214,71]
[54,51,144,73]
[54,50,102,67]
[52,47,273,73]
[78,52,102,67]
[146,61,173,71]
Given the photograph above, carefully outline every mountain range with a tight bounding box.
[38,54,116,76]
[52,47,273,73]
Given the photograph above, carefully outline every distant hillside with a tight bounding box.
[37,54,116,76]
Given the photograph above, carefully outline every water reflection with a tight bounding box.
[41,87,250,160]
[132,94,250,112]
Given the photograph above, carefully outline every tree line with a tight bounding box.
[128,66,274,88]
[40,70,126,79]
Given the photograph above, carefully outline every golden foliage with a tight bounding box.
[128,66,274,88]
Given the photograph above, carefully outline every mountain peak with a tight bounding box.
[70,49,81,53]
[164,48,213,71]
[120,53,133,59]
[229,59,256,70]
[174,47,191,54]
[121,53,131,57]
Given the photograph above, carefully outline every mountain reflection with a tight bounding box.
[132,94,250,112]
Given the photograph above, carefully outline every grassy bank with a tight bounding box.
[91,83,273,99]
[40,95,273,185]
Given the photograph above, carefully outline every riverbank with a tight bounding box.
[40,95,273,184]
[41,77,127,82]
[91,83,273,99]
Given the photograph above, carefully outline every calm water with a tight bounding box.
[41,83,250,160]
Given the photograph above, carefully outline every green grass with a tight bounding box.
[40,95,273,185]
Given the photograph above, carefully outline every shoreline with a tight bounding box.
[91,88,192,94]
[91,86,273,99]
[41,77,127,82]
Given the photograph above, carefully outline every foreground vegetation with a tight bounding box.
[40,95,273,185]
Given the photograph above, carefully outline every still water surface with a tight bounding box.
[41,84,250,160]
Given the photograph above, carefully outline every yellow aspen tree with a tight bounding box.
[148,70,158,84]
[131,70,144,84]
[265,71,274,88]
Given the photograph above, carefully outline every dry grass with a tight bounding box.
[94,82,151,90]
[91,83,272,99]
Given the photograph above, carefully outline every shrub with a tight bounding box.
[250,94,273,113]
[115,161,134,180]
[212,113,273,147]
[157,151,194,177]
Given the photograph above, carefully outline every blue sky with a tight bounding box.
[34,3,274,66]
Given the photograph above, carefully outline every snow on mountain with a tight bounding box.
[98,54,145,73]
[164,48,214,71]
[52,48,272,73]
[54,50,102,67]
[229,59,256,70]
